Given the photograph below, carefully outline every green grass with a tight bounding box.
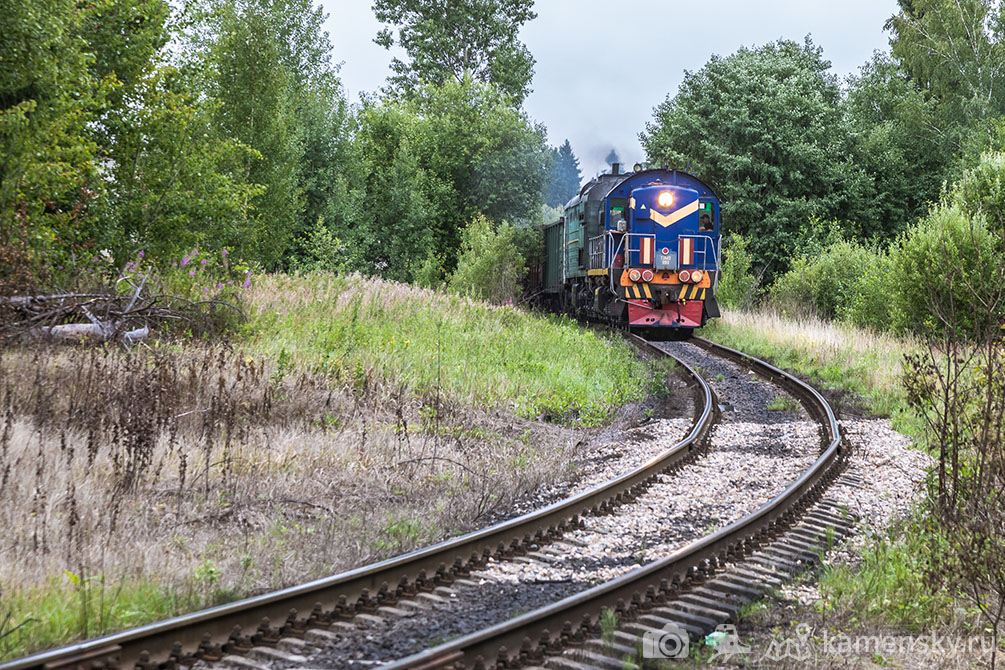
[245,274,662,425]
[766,395,800,412]
[816,518,963,631]
[0,576,196,660]
[701,310,965,631]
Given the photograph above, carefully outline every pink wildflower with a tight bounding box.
[181,257,190,268]
[189,270,196,277]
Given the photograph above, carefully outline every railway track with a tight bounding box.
[372,337,848,670]
[0,337,716,670]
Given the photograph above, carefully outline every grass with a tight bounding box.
[703,309,927,444]
[766,394,800,412]
[0,273,669,661]
[245,274,656,425]
[816,516,963,632]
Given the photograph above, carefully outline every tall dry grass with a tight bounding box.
[705,309,922,438]
[0,341,580,656]
[0,273,668,657]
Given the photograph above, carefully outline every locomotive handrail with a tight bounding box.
[678,234,719,272]
[608,231,626,294]
[626,232,656,268]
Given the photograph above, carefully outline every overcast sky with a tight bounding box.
[325,1,900,180]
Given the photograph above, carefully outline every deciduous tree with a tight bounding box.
[640,38,869,276]
[373,0,537,104]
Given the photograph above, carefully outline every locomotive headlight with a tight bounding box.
[678,270,691,283]
[628,268,642,282]
[657,191,674,208]
[691,270,704,283]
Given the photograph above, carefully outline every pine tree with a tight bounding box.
[545,139,582,207]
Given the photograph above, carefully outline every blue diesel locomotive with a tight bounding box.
[541,164,722,339]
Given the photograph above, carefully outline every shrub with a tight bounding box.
[448,214,526,303]
[716,233,759,310]
[844,249,895,331]
[951,151,1005,233]
[769,240,884,321]
[888,204,1003,336]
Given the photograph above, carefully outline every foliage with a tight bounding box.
[900,206,1005,665]
[346,77,550,280]
[950,150,1005,232]
[888,0,1005,152]
[182,0,351,270]
[640,38,870,280]
[888,203,1002,335]
[92,66,263,264]
[769,240,887,322]
[292,218,353,274]
[819,517,959,631]
[844,53,948,235]
[449,215,526,303]
[715,234,759,311]
[544,139,582,208]
[373,0,537,104]
[0,0,103,280]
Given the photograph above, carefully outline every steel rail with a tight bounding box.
[378,336,844,670]
[0,338,714,670]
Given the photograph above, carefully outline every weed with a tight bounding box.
[766,395,800,412]
[599,608,618,647]
[0,275,669,659]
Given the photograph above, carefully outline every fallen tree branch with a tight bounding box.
[2,274,244,343]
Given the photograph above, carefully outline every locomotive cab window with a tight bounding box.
[698,201,715,231]
[609,198,627,230]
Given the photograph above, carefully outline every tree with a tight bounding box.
[347,77,550,281]
[372,0,537,104]
[888,0,1005,150]
[545,139,582,207]
[844,52,948,236]
[182,0,352,269]
[449,214,526,303]
[1,0,102,285]
[640,38,870,276]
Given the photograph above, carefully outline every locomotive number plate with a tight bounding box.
[656,251,677,270]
